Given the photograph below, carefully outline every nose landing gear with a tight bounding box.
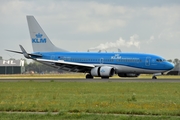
[152,76,157,79]
[152,73,163,79]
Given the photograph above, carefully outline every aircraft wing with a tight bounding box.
[36,58,95,72]
[6,45,95,72]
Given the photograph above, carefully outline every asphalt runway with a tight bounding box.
[0,78,180,82]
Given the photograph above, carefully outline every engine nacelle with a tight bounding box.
[90,66,115,77]
[118,73,140,77]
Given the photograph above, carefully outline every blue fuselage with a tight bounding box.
[33,52,174,74]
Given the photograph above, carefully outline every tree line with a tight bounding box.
[24,60,60,73]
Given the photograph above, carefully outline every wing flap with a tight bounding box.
[36,58,95,72]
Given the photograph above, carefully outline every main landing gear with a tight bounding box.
[86,74,93,79]
[85,74,109,79]
[101,77,109,79]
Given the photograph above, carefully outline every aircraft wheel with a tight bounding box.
[101,77,109,79]
[152,76,157,79]
[86,74,93,79]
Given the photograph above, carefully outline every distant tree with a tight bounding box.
[25,61,58,73]
[167,59,172,62]
[0,56,2,60]
[173,58,179,65]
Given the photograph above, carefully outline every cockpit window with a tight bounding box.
[156,59,165,62]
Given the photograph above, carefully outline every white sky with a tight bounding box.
[0,0,180,60]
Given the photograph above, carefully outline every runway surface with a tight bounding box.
[0,78,180,82]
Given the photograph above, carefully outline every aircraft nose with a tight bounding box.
[167,62,174,70]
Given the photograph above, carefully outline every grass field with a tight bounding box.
[0,81,180,119]
[0,112,178,120]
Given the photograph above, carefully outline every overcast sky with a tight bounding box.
[0,0,180,60]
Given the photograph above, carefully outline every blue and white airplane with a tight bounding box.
[6,16,174,79]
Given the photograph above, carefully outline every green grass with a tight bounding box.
[0,113,178,120]
[0,82,180,117]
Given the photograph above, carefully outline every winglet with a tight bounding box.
[19,45,30,58]
[6,45,42,59]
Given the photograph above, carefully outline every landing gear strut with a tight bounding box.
[152,76,157,79]
[86,74,93,79]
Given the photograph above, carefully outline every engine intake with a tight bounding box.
[91,66,115,77]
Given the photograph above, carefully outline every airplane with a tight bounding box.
[6,16,174,79]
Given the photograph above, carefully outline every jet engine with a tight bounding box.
[90,66,115,77]
[118,73,140,77]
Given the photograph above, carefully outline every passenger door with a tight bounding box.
[145,57,151,66]
[100,58,104,64]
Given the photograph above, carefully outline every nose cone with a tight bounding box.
[166,62,174,70]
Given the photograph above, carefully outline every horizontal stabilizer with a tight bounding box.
[5,47,42,58]
[5,49,23,54]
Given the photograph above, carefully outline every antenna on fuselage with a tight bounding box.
[118,49,121,52]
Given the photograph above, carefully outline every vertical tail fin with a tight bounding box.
[26,16,67,52]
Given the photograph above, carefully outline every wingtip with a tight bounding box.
[26,15,34,18]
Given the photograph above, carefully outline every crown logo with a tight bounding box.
[36,33,43,38]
